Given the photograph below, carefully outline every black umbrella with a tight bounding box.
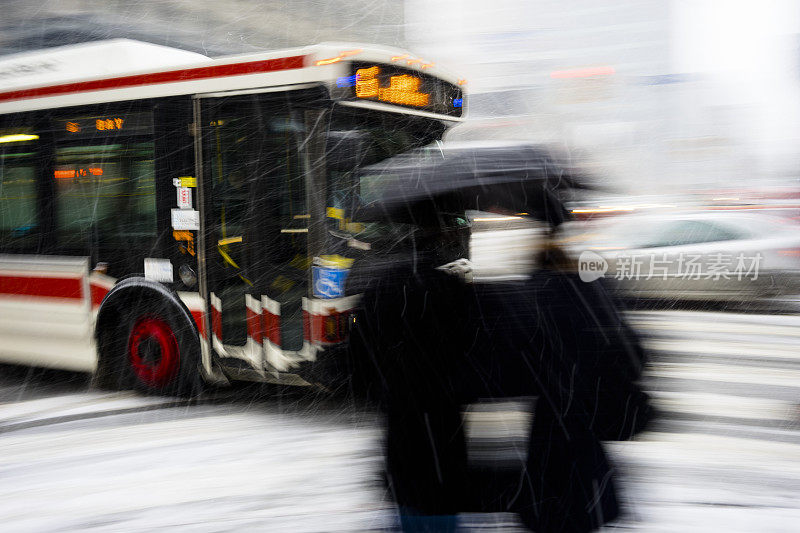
[354,143,590,227]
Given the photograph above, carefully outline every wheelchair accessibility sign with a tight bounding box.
[312,255,354,299]
[312,264,350,299]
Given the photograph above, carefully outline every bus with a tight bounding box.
[0,39,465,395]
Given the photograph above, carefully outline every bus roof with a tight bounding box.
[0,39,212,91]
[0,40,464,119]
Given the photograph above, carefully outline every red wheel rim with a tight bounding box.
[128,316,179,387]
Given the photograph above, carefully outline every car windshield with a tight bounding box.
[579,217,666,250]
[580,213,797,251]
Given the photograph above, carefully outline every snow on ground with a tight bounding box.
[1,311,800,531]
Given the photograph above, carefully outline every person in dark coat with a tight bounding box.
[346,220,472,532]
[462,242,651,532]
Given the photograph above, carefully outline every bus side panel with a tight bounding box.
[0,97,200,375]
[0,255,96,372]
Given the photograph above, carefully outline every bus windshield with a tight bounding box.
[325,108,448,250]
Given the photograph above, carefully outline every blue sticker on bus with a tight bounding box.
[453,98,463,108]
[312,265,350,299]
[336,74,357,88]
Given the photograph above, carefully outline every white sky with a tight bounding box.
[673,0,800,168]
[673,0,800,74]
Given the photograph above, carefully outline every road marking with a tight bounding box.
[644,339,800,360]
[646,361,800,388]
[609,431,800,469]
[634,320,800,339]
[629,310,800,329]
[649,391,797,422]
[0,392,183,427]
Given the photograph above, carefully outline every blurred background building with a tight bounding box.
[2,0,799,195]
[407,0,800,196]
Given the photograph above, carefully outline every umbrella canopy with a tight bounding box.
[354,143,590,227]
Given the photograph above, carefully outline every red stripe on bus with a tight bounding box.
[302,310,311,345]
[190,310,206,339]
[90,282,109,308]
[308,310,348,344]
[0,275,83,300]
[211,305,222,340]
[310,313,329,344]
[0,55,308,103]
[265,308,281,346]
[246,305,263,345]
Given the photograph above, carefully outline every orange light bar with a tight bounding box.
[457,79,467,86]
[571,207,634,214]
[551,66,616,79]
[339,48,363,58]
[315,57,343,66]
[391,54,409,62]
[315,48,363,66]
[421,63,435,69]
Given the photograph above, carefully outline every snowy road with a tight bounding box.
[1,311,800,532]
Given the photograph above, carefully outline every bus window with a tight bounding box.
[53,142,156,273]
[0,129,39,251]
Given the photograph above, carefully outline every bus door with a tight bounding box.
[199,93,312,374]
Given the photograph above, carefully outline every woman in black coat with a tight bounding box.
[463,244,650,531]
[346,225,472,531]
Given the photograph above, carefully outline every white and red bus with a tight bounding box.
[0,39,465,394]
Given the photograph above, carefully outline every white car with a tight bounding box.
[571,211,800,304]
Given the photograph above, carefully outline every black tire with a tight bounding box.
[96,298,204,397]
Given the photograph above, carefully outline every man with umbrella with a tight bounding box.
[345,143,652,532]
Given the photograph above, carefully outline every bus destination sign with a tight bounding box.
[56,111,153,139]
[334,62,463,117]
